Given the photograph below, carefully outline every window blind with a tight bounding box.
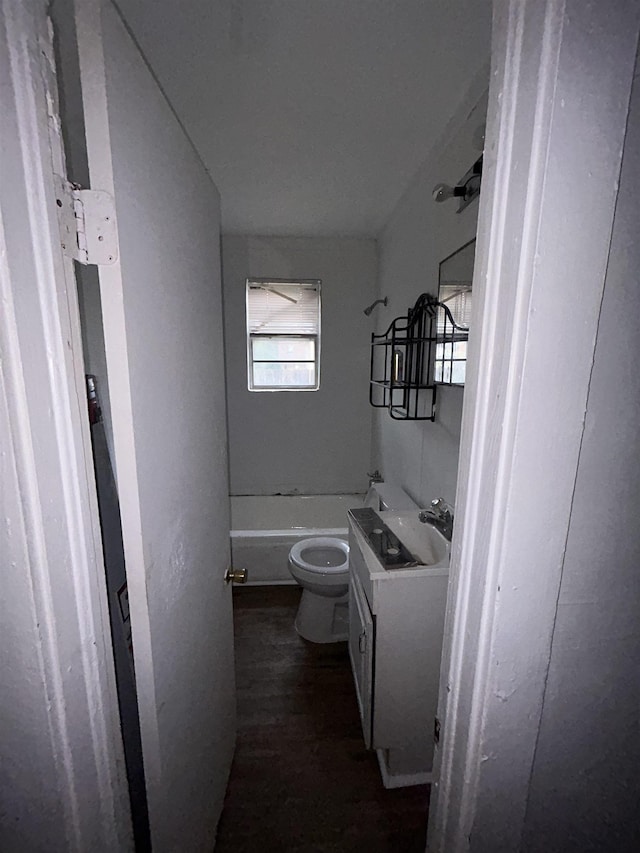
[247,282,320,335]
[437,285,472,334]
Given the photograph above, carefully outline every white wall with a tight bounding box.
[373,73,488,508]
[521,58,640,853]
[222,235,376,496]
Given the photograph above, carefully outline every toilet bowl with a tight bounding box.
[288,537,349,643]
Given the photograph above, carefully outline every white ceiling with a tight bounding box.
[117,0,492,236]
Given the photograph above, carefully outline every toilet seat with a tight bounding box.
[289,537,349,574]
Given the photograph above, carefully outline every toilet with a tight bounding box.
[288,536,350,643]
[287,484,418,643]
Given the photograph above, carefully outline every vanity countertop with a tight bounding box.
[348,509,450,612]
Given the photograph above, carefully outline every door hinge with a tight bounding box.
[55,177,118,266]
[434,716,441,745]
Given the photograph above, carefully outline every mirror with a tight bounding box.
[434,239,475,386]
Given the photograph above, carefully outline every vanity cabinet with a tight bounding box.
[348,516,449,788]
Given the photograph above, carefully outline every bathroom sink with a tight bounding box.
[382,511,450,568]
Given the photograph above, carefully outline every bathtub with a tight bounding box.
[230,494,365,585]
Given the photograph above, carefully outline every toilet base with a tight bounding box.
[294,588,349,643]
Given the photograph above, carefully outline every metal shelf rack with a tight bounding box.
[369,293,440,421]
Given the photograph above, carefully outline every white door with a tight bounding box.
[72,1,236,849]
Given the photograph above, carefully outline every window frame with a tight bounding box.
[245,278,322,392]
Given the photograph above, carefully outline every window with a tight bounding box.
[246,279,321,391]
[434,285,472,385]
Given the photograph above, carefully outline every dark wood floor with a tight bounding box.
[215,586,430,852]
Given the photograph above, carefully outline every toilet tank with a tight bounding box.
[364,482,419,512]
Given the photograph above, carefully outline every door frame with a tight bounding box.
[0,0,131,847]
[73,0,164,804]
[427,1,640,851]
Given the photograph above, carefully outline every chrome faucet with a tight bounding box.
[419,498,454,541]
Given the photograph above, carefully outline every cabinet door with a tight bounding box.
[348,572,374,748]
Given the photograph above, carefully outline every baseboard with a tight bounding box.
[376,749,434,789]
[244,578,297,587]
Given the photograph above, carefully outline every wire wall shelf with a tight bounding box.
[369,292,470,420]
[369,293,439,421]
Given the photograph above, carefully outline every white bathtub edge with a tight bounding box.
[230,527,348,539]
